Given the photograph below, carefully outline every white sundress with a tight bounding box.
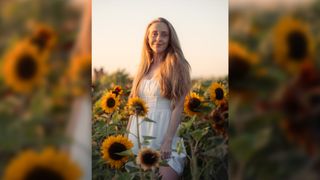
[127,77,186,175]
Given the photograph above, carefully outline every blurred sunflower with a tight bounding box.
[278,74,320,155]
[69,54,91,96]
[184,92,204,116]
[3,147,82,180]
[208,101,228,137]
[209,82,228,106]
[101,135,133,169]
[273,17,314,73]
[2,42,47,94]
[229,41,258,86]
[100,91,120,114]
[127,97,148,117]
[29,23,57,52]
[111,85,123,97]
[136,147,161,171]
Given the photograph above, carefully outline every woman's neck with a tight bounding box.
[153,53,165,64]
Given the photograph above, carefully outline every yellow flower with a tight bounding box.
[136,147,161,171]
[100,91,120,114]
[273,16,314,73]
[184,92,204,116]
[229,41,258,84]
[101,135,133,169]
[69,54,91,96]
[111,85,123,97]
[3,147,82,180]
[29,23,57,52]
[2,42,47,94]
[127,97,149,117]
[209,82,227,106]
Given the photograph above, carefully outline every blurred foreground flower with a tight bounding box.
[100,91,120,114]
[3,147,82,180]
[101,135,133,169]
[229,41,258,90]
[136,147,161,171]
[68,54,91,96]
[278,62,320,155]
[2,41,47,94]
[273,16,314,73]
[28,22,57,53]
[127,97,148,117]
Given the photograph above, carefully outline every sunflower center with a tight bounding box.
[287,31,308,60]
[188,98,201,110]
[142,152,158,165]
[215,88,224,100]
[213,112,223,123]
[108,142,127,160]
[16,54,37,80]
[32,31,50,50]
[25,166,64,180]
[133,103,144,114]
[106,98,116,108]
[229,55,250,83]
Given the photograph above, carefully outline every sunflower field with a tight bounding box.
[92,69,229,180]
[0,0,89,179]
[229,1,320,179]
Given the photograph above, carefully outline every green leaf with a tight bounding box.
[191,127,209,142]
[159,160,169,166]
[142,117,156,123]
[200,105,212,113]
[143,136,156,140]
[142,140,150,145]
[176,139,184,155]
[202,144,227,158]
[229,128,271,163]
[115,149,133,156]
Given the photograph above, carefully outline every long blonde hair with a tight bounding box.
[131,17,191,106]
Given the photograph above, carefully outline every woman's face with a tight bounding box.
[148,22,170,54]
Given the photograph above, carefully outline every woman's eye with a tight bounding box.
[161,33,168,37]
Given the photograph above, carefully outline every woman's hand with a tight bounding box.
[160,139,172,159]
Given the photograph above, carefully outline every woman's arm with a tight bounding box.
[160,93,187,159]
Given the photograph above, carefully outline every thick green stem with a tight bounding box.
[135,113,144,180]
[189,141,199,180]
[136,114,141,149]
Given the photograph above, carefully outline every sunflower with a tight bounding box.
[3,147,82,180]
[209,82,228,106]
[100,91,120,114]
[2,42,47,94]
[273,16,314,73]
[229,41,258,86]
[111,85,123,97]
[209,101,228,137]
[127,97,149,117]
[29,23,56,52]
[69,54,91,96]
[184,92,204,116]
[136,147,161,171]
[101,135,133,169]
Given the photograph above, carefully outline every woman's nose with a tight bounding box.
[156,35,163,42]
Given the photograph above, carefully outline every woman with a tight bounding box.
[127,17,191,179]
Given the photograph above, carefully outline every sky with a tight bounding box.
[92,0,228,78]
[230,0,314,9]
